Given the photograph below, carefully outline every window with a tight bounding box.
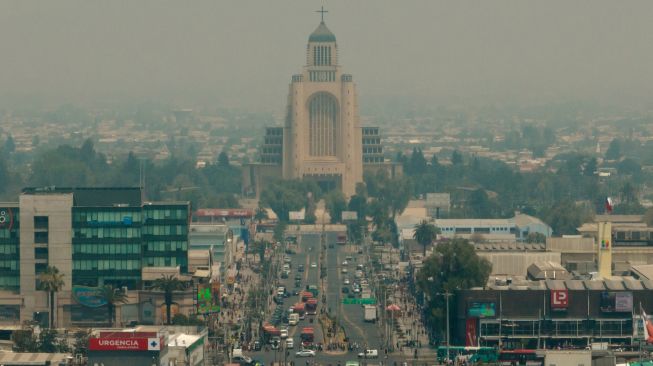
[34,216,48,230]
[34,231,48,244]
[35,247,48,260]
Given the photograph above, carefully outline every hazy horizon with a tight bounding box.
[2,1,653,111]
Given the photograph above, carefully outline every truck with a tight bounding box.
[364,305,377,322]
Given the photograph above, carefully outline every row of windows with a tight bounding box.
[143,209,187,220]
[266,128,283,136]
[74,227,141,239]
[142,225,187,236]
[144,256,187,267]
[0,260,18,271]
[261,147,282,154]
[0,230,19,239]
[313,45,332,66]
[74,259,141,271]
[362,138,381,145]
[261,156,282,164]
[309,70,336,82]
[441,227,514,233]
[363,157,384,163]
[0,276,19,288]
[146,241,188,252]
[73,243,141,255]
[363,147,382,154]
[362,128,379,136]
[0,244,18,255]
[74,211,141,224]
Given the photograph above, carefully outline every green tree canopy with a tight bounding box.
[153,275,188,325]
[413,220,440,255]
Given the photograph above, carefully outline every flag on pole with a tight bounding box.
[605,197,613,214]
[642,306,653,343]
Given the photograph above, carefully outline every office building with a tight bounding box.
[0,187,190,327]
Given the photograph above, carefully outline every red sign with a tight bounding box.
[465,318,478,346]
[195,209,253,218]
[551,289,569,309]
[89,338,149,351]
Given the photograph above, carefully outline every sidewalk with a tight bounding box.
[388,286,435,359]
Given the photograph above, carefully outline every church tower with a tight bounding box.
[282,11,363,197]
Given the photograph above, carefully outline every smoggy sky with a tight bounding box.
[1,1,652,110]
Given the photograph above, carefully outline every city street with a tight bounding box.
[244,229,430,365]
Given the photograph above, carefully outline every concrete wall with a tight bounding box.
[19,193,73,326]
[479,252,561,276]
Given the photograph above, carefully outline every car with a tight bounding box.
[296,349,316,357]
[298,265,305,272]
[294,280,302,288]
[353,287,360,293]
[281,271,289,279]
[232,355,254,365]
[342,286,349,294]
[357,349,378,359]
[311,262,317,268]
[342,260,348,266]
[344,278,350,285]
[341,268,348,274]
[286,338,294,349]
[295,274,302,281]
[280,328,288,339]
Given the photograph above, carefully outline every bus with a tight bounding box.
[306,298,318,315]
[436,346,498,363]
[498,349,544,366]
[300,327,314,346]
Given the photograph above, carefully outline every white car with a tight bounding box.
[344,278,350,285]
[342,260,348,266]
[341,268,348,274]
[358,349,379,359]
[280,328,288,339]
[311,262,317,268]
[286,338,294,349]
[296,349,316,357]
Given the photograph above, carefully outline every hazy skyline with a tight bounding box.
[2,1,652,111]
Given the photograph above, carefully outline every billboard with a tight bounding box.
[197,282,220,314]
[550,289,569,310]
[341,211,358,221]
[72,286,107,308]
[600,292,633,313]
[89,337,161,351]
[195,209,254,218]
[289,211,305,221]
[468,302,496,317]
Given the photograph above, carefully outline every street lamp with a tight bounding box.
[435,291,454,363]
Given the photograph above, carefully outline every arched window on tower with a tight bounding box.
[308,92,338,157]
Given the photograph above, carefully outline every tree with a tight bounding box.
[254,207,268,223]
[38,328,69,353]
[605,139,622,160]
[325,190,347,223]
[37,266,65,328]
[413,220,440,256]
[416,239,491,339]
[451,150,463,165]
[153,275,188,325]
[217,150,230,167]
[73,329,91,356]
[526,232,546,244]
[3,134,15,154]
[99,285,128,327]
[12,329,38,352]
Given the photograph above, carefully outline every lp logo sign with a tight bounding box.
[551,289,569,309]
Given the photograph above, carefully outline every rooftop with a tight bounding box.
[309,21,336,43]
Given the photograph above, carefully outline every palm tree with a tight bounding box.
[99,285,128,327]
[37,266,65,328]
[254,207,268,224]
[152,275,187,325]
[413,220,440,256]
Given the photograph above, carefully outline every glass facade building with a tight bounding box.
[0,206,19,291]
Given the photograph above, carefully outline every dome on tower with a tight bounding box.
[308,21,336,42]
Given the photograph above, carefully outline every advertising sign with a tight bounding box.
[289,211,305,221]
[341,211,358,221]
[550,289,569,310]
[467,302,496,317]
[601,292,633,313]
[197,283,220,314]
[89,338,149,351]
[465,318,478,347]
[615,292,633,312]
[72,286,107,308]
[195,209,254,218]
[0,208,14,230]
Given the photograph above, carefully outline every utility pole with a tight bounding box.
[445,290,451,363]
